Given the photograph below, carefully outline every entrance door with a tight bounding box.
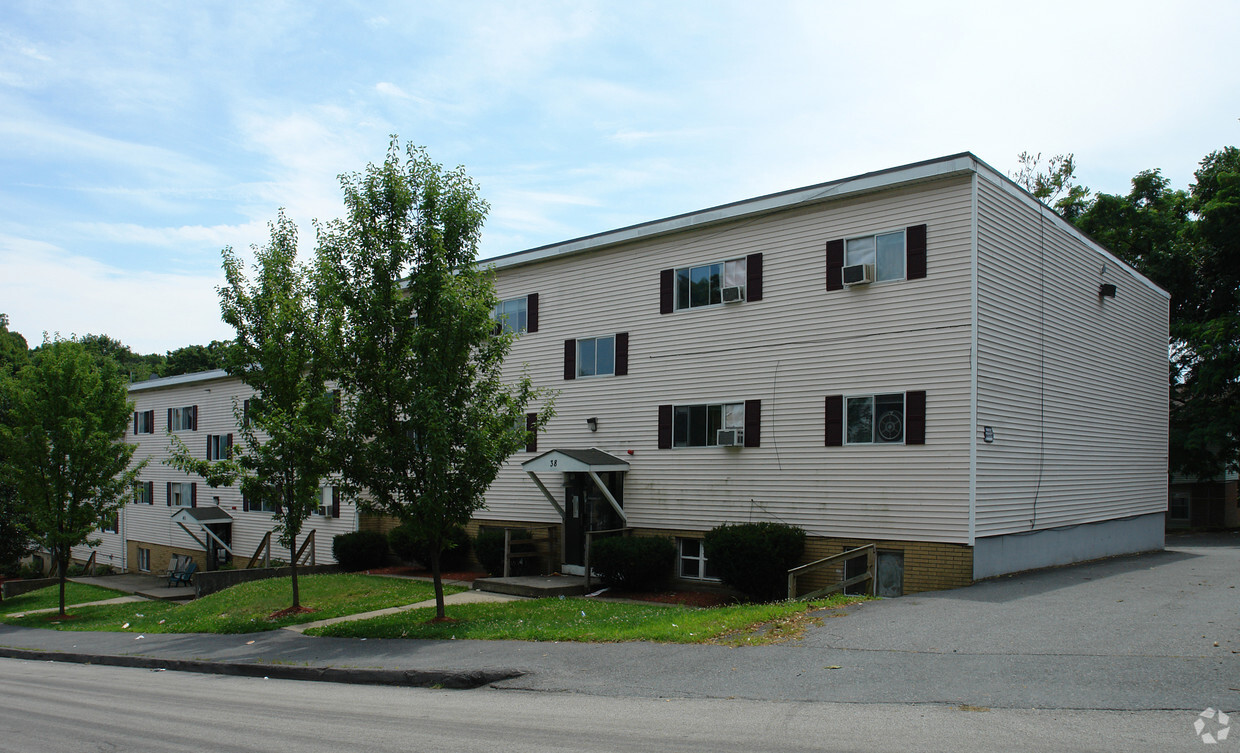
[560,472,624,575]
[563,488,584,572]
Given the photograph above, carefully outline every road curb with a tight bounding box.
[0,646,522,689]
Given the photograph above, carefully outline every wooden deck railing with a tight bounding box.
[502,525,558,577]
[787,544,876,599]
[247,532,272,569]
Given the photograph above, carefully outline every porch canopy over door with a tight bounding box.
[521,448,629,525]
[170,506,234,559]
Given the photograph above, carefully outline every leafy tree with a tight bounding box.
[0,315,33,574]
[1075,147,1240,478]
[161,340,232,377]
[0,339,142,614]
[73,333,164,382]
[167,212,336,610]
[318,139,554,618]
[1011,151,1091,219]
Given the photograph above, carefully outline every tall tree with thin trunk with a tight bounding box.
[167,211,337,610]
[318,139,554,619]
[0,338,142,615]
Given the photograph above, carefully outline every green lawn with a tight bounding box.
[0,574,462,633]
[307,594,862,644]
[1,582,127,615]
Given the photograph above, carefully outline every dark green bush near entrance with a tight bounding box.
[474,529,537,576]
[331,530,389,572]
[588,536,675,591]
[388,524,472,571]
[703,522,806,602]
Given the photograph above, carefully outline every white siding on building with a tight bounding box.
[487,176,977,543]
[973,173,1169,538]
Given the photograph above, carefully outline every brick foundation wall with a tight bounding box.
[125,541,204,576]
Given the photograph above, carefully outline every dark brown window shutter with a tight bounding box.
[825,395,844,446]
[191,483,197,507]
[657,404,673,449]
[147,481,153,505]
[615,332,629,376]
[527,293,539,333]
[243,399,250,427]
[331,486,341,518]
[826,240,844,291]
[206,435,213,461]
[133,412,138,435]
[525,412,538,452]
[563,339,576,380]
[907,224,927,280]
[191,405,198,431]
[905,390,926,445]
[659,269,674,314]
[743,399,761,448]
[146,411,154,432]
[746,253,763,302]
[167,408,173,430]
[242,491,249,512]
[332,390,341,414]
[166,482,172,506]
[226,434,233,458]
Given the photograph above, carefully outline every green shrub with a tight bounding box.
[331,531,389,572]
[388,524,472,571]
[474,529,537,576]
[588,536,675,591]
[17,561,45,580]
[703,522,806,602]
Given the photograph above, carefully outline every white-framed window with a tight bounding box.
[169,482,194,507]
[845,229,905,282]
[134,481,153,505]
[170,406,196,431]
[246,491,278,514]
[206,434,230,461]
[677,538,719,580]
[313,486,336,516]
[100,511,118,534]
[493,297,528,334]
[134,410,154,434]
[675,258,747,310]
[673,402,744,447]
[576,335,615,377]
[846,393,905,444]
[137,547,151,572]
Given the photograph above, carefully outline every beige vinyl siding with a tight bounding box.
[487,176,976,543]
[120,374,354,567]
[973,175,1168,537]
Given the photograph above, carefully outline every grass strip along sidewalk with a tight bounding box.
[308,593,864,644]
[0,574,460,634]
[1,582,129,614]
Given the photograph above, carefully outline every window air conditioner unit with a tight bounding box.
[841,263,874,286]
[721,285,744,303]
[716,429,743,447]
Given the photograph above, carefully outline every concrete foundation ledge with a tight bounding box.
[0,646,522,689]
[973,512,1165,580]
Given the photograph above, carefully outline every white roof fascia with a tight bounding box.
[486,154,978,271]
[128,369,232,393]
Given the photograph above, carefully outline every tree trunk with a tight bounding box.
[289,534,300,608]
[56,550,68,617]
[430,547,445,619]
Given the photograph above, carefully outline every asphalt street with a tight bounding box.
[0,532,1235,715]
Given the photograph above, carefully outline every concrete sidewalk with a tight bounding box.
[0,533,1235,710]
[284,589,520,633]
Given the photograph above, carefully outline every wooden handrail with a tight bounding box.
[501,525,557,577]
[294,529,315,567]
[83,551,97,576]
[788,544,877,600]
[247,531,272,569]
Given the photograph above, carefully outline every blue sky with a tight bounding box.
[2,1,1237,353]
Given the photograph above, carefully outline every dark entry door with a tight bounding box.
[563,487,584,568]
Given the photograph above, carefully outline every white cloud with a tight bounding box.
[0,235,231,354]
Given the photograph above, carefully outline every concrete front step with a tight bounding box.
[472,575,587,598]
